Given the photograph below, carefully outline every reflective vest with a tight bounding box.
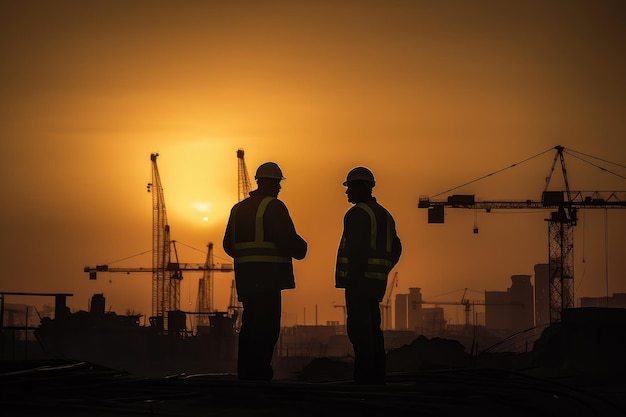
[336,202,396,282]
[232,196,291,265]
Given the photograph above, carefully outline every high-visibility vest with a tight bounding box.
[232,196,291,264]
[336,202,396,282]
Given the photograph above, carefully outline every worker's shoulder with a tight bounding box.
[243,194,287,212]
[266,197,288,210]
[345,204,371,219]
[350,201,394,218]
[351,200,383,212]
[234,195,264,211]
[367,199,394,215]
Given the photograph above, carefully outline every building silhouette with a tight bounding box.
[580,293,626,308]
[394,293,408,330]
[393,275,535,338]
[485,274,534,336]
[407,287,423,332]
[534,263,550,326]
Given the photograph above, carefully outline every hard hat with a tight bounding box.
[255,162,285,180]
[343,166,375,186]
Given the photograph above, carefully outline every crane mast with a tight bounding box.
[227,149,250,327]
[196,243,216,329]
[147,153,182,329]
[237,148,252,202]
[544,146,576,323]
[418,145,626,323]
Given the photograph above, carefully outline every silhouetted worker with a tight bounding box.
[335,167,402,385]
[223,162,308,381]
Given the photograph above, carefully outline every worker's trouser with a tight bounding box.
[237,290,282,381]
[345,287,386,385]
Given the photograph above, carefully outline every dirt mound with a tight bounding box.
[386,335,472,373]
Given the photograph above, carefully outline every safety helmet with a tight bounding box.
[343,166,375,186]
[255,162,285,180]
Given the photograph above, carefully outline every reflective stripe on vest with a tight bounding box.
[336,202,395,281]
[233,196,291,264]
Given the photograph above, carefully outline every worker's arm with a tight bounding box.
[222,207,236,258]
[343,206,370,280]
[266,200,308,260]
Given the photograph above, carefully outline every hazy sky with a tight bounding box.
[1,0,625,326]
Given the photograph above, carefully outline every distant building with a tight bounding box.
[394,288,448,336]
[421,307,446,336]
[580,293,626,308]
[485,274,534,335]
[407,287,423,332]
[394,293,409,330]
[394,276,536,339]
[534,263,550,326]
[485,290,510,332]
[510,274,535,331]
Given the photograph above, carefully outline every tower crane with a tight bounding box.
[195,242,217,329]
[85,153,233,333]
[418,145,626,323]
[148,152,178,325]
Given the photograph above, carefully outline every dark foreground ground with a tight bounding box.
[1,357,625,417]
[3,308,626,416]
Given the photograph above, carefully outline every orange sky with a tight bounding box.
[1,1,625,327]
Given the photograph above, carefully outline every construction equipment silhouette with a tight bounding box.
[418,145,626,323]
[84,153,232,334]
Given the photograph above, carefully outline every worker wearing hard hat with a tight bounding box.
[335,166,402,385]
[223,162,308,381]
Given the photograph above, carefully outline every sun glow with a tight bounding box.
[170,200,230,228]
[194,201,214,213]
